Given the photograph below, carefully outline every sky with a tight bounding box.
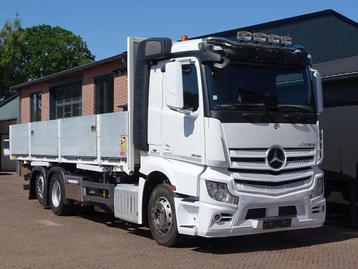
[1,0,358,60]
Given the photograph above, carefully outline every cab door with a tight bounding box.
[161,57,205,165]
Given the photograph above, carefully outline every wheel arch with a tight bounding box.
[47,166,66,180]
[140,158,177,187]
[142,170,172,225]
[140,156,202,197]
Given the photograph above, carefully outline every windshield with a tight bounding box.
[205,63,315,114]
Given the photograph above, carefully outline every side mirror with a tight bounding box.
[165,61,184,110]
[310,68,324,115]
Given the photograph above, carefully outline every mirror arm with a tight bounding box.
[168,106,199,117]
[213,56,230,69]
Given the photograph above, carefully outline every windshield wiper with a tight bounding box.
[233,102,279,123]
[234,103,265,111]
[277,104,314,121]
[277,104,313,113]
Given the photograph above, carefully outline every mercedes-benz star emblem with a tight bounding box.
[267,146,286,170]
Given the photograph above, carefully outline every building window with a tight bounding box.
[30,92,42,122]
[182,64,199,111]
[95,75,114,114]
[51,83,82,119]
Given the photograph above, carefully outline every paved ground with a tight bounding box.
[1,172,358,269]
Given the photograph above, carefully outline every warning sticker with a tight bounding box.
[120,135,127,157]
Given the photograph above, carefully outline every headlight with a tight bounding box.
[206,180,238,204]
[310,177,324,199]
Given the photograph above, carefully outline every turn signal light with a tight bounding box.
[170,185,177,191]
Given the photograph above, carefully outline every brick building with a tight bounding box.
[11,54,127,124]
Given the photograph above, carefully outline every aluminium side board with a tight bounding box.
[10,112,130,172]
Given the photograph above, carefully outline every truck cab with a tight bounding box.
[133,33,325,242]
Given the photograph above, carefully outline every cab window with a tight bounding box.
[182,64,199,111]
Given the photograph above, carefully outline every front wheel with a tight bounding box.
[148,184,181,247]
[49,173,73,216]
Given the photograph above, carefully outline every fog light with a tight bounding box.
[213,213,222,222]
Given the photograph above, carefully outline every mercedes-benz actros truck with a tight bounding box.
[10,32,325,246]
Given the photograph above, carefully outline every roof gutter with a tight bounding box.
[10,53,126,91]
[321,71,358,81]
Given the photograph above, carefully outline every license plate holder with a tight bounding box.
[263,217,292,230]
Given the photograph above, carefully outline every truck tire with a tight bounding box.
[148,184,181,247]
[34,172,47,206]
[49,173,73,216]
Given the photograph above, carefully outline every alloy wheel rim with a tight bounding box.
[151,197,173,236]
[36,175,45,199]
[51,181,61,208]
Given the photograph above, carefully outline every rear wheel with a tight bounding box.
[34,172,47,206]
[148,184,181,247]
[49,173,73,216]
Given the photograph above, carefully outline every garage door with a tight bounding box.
[1,135,16,171]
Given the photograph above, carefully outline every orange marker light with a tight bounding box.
[170,185,177,191]
[180,35,189,41]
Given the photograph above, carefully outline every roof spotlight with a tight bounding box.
[281,36,293,46]
[237,31,252,42]
[253,32,267,43]
[267,34,280,45]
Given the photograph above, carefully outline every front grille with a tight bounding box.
[236,176,312,194]
[230,147,315,195]
[231,168,314,182]
[229,147,316,171]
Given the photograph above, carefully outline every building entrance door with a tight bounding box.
[1,135,16,171]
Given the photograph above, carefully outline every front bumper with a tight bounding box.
[176,194,325,237]
[195,195,325,237]
[175,168,326,237]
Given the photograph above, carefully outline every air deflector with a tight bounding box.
[133,38,172,151]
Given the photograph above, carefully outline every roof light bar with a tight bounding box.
[253,32,267,43]
[267,34,280,45]
[236,31,293,46]
[281,36,292,46]
[237,31,252,42]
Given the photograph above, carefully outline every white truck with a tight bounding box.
[10,33,325,246]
